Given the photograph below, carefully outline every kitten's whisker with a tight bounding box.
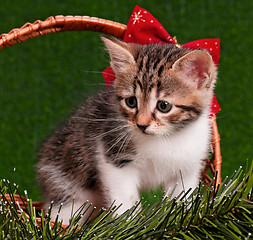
[83,83,107,86]
[112,132,132,163]
[106,129,130,154]
[121,131,132,152]
[106,130,127,146]
[81,70,102,74]
[160,131,175,142]
[73,117,126,122]
[115,129,132,157]
[121,131,133,155]
[159,133,168,147]
[93,125,128,139]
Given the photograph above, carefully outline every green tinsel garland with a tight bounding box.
[0,162,253,239]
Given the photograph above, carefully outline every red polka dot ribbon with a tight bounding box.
[102,5,221,115]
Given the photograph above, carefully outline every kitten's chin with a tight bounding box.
[130,127,154,136]
[129,123,168,136]
[134,128,165,137]
[141,130,155,136]
[146,128,175,137]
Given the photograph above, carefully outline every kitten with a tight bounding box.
[37,36,217,223]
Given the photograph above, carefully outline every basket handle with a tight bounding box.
[212,115,222,185]
[0,15,127,50]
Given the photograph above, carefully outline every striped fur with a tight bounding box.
[109,40,215,134]
[37,37,217,223]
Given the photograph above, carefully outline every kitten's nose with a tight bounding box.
[137,124,148,132]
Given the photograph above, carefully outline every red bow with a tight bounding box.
[102,6,221,115]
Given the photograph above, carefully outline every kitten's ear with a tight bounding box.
[102,36,135,75]
[171,50,216,89]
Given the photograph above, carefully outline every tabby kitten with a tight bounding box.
[37,36,217,223]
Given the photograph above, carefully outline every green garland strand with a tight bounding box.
[0,162,252,239]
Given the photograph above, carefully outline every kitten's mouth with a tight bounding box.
[129,123,154,135]
[142,131,154,135]
[138,128,154,135]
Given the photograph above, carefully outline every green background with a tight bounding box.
[0,0,252,200]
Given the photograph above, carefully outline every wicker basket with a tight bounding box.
[1,15,222,219]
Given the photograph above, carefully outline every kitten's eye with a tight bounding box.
[125,97,137,108]
[157,101,172,113]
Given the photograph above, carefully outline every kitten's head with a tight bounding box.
[102,37,217,136]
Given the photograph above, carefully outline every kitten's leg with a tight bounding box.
[164,170,200,199]
[101,165,140,215]
[50,200,85,224]
[48,189,105,224]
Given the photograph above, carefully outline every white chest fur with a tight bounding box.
[132,114,211,190]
